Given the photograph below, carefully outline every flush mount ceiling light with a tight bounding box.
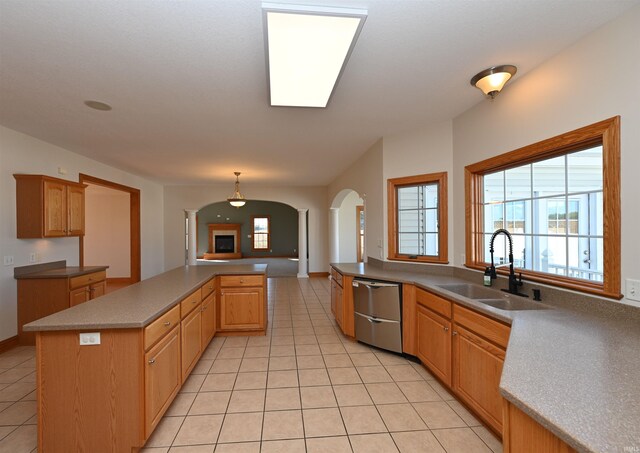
[262,2,367,108]
[470,65,517,100]
[227,172,246,208]
[84,100,112,111]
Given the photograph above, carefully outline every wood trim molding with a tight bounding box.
[464,116,621,299]
[309,272,329,278]
[78,174,141,283]
[0,336,19,354]
[387,172,449,264]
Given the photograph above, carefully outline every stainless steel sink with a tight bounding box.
[475,298,548,311]
[436,283,502,299]
[436,283,548,311]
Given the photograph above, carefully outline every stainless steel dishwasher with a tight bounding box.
[352,278,402,353]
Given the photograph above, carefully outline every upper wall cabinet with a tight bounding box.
[14,174,87,238]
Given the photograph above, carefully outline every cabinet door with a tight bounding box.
[330,280,337,317]
[145,326,181,437]
[417,305,451,386]
[67,185,85,236]
[181,307,202,380]
[69,287,89,307]
[43,180,67,237]
[220,287,263,330]
[90,281,106,300]
[335,284,344,329]
[201,292,216,349]
[452,323,505,433]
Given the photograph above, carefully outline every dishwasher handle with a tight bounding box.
[353,279,399,288]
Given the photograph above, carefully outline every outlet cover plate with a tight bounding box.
[79,333,101,346]
[626,279,640,302]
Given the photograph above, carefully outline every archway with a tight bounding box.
[330,189,365,264]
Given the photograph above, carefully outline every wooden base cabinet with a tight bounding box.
[503,401,577,453]
[181,307,202,380]
[201,291,216,348]
[330,268,355,337]
[416,305,451,386]
[218,275,267,333]
[451,303,510,434]
[145,326,181,436]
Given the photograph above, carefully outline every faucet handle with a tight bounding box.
[517,272,524,286]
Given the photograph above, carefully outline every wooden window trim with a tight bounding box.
[252,215,271,251]
[464,116,621,299]
[387,172,448,264]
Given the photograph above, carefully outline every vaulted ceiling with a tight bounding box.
[1,0,637,185]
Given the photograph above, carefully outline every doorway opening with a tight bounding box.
[79,174,141,293]
[330,189,365,264]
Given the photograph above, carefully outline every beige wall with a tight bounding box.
[0,125,165,341]
[452,7,640,305]
[329,139,384,262]
[84,184,131,278]
[383,121,454,262]
[163,185,328,273]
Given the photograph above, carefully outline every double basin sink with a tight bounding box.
[436,283,548,311]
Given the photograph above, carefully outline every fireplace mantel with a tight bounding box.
[204,223,242,259]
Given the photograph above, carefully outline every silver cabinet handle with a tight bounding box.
[164,321,171,327]
[444,327,449,332]
[452,331,458,336]
[148,358,156,364]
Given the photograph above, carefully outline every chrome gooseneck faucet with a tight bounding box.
[489,228,528,297]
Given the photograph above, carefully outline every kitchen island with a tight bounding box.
[23,264,267,452]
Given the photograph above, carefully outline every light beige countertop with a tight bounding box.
[332,262,640,453]
[14,265,109,279]
[23,264,267,332]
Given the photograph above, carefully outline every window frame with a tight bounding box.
[252,215,271,251]
[387,172,448,264]
[465,116,621,299]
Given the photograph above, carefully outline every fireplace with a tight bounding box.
[204,223,242,259]
[215,235,235,253]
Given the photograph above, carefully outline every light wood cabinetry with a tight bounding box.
[145,326,181,436]
[503,401,577,453]
[451,304,510,434]
[330,268,355,337]
[17,269,107,344]
[14,174,86,238]
[218,274,267,333]
[181,305,202,380]
[201,291,216,348]
[417,304,452,386]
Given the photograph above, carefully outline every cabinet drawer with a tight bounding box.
[201,277,216,298]
[331,269,343,287]
[180,289,202,318]
[144,305,180,350]
[416,287,452,319]
[69,271,106,290]
[219,275,263,288]
[453,304,510,349]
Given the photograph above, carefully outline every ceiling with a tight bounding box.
[1,0,637,186]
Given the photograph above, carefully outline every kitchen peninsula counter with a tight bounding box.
[331,262,640,453]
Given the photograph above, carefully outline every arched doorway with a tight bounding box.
[193,200,301,277]
[330,189,365,264]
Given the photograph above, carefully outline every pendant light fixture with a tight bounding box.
[470,65,517,100]
[227,172,246,207]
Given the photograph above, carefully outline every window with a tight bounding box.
[388,172,448,264]
[465,117,620,298]
[252,216,270,251]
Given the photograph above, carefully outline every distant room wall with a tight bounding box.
[197,200,298,258]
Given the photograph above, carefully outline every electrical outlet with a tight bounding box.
[626,279,640,302]
[79,333,101,346]
[29,253,37,263]
[3,256,14,266]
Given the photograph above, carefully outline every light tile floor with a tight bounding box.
[0,277,503,452]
